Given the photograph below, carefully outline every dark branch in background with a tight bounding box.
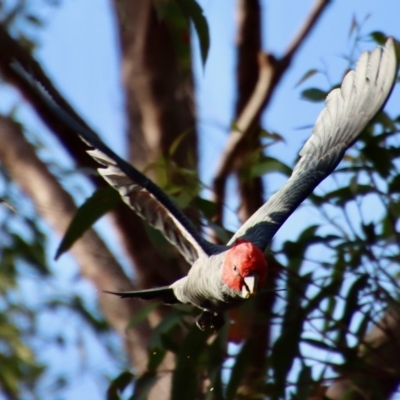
[322,307,400,400]
[234,0,264,225]
[0,24,169,287]
[112,0,199,288]
[218,0,329,392]
[112,0,201,397]
[226,0,276,395]
[212,0,330,225]
[0,116,152,372]
[0,12,193,397]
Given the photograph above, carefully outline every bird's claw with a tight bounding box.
[196,311,225,332]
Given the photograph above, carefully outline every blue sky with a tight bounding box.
[1,0,400,398]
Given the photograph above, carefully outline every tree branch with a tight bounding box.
[0,24,189,289]
[212,0,331,226]
[111,0,200,287]
[0,115,153,371]
[324,306,400,399]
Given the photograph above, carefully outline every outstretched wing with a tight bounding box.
[11,62,220,264]
[229,38,398,250]
[84,147,218,264]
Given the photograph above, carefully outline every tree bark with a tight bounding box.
[111,0,198,287]
[0,116,151,371]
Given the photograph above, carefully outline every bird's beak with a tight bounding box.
[241,274,259,299]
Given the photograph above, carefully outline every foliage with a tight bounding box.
[0,1,399,400]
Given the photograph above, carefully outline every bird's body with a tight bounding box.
[106,239,267,329]
[12,39,398,330]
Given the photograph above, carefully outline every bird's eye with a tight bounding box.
[233,265,238,272]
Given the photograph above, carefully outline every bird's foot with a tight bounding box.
[196,311,225,332]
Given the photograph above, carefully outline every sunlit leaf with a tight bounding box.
[169,129,191,156]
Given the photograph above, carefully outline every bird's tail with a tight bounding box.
[104,286,179,305]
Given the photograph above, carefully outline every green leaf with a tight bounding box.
[107,371,134,400]
[149,312,183,349]
[72,296,109,332]
[370,31,387,45]
[193,197,217,220]
[271,312,303,396]
[249,156,292,178]
[361,222,376,244]
[296,364,314,399]
[303,278,342,315]
[147,348,167,372]
[171,325,209,400]
[338,275,369,347]
[55,186,121,259]
[226,339,253,400]
[259,129,285,143]
[301,88,328,102]
[204,327,227,400]
[322,184,376,206]
[169,129,191,157]
[12,234,50,276]
[176,0,210,65]
[127,303,159,329]
[389,174,400,193]
[131,372,159,400]
[362,143,393,177]
[295,69,319,88]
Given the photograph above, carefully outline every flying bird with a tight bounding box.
[12,39,398,331]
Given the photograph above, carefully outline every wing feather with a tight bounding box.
[104,287,179,304]
[229,38,398,249]
[10,62,219,263]
[87,148,214,263]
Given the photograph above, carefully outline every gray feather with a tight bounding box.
[229,38,398,250]
[9,60,221,264]
[87,148,211,264]
[104,286,179,304]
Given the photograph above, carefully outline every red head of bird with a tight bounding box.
[221,239,267,298]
